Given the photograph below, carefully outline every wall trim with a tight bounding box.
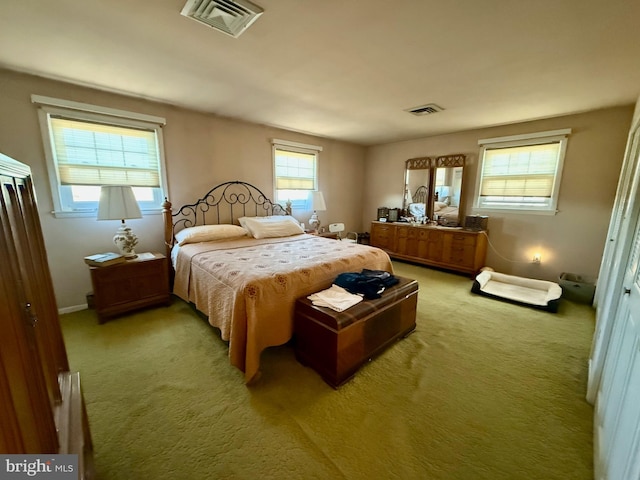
[59,304,88,315]
[31,94,167,125]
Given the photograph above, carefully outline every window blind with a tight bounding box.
[50,116,160,187]
[274,148,316,190]
[480,142,561,197]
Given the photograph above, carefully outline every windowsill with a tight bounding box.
[472,207,558,216]
[50,208,163,219]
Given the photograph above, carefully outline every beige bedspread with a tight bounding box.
[173,233,393,383]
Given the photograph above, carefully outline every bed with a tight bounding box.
[410,185,458,223]
[163,181,394,383]
[433,200,458,223]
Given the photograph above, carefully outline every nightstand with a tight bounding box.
[306,230,339,239]
[89,252,170,323]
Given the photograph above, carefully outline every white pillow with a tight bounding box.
[240,216,304,239]
[434,201,448,212]
[408,202,426,217]
[175,225,248,246]
[238,216,300,236]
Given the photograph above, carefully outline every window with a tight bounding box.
[272,139,322,209]
[474,129,571,214]
[33,95,167,216]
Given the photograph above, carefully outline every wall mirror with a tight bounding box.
[403,154,466,226]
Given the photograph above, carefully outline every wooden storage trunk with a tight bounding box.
[294,276,418,388]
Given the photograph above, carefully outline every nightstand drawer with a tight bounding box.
[93,256,164,282]
[89,252,170,322]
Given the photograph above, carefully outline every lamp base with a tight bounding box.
[113,223,139,258]
[309,211,321,232]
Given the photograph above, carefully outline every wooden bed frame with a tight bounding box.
[162,180,291,270]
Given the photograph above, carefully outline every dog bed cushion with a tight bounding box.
[471,270,562,312]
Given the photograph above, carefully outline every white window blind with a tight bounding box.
[474,129,570,214]
[274,148,316,190]
[272,139,322,208]
[480,142,561,198]
[33,95,167,216]
[50,117,160,187]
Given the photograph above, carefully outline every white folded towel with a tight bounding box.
[307,284,363,312]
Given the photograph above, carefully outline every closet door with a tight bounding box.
[0,168,58,452]
[594,209,640,479]
[588,116,640,403]
[594,124,639,308]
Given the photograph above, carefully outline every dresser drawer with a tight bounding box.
[449,232,477,246]
[446,245,476,267]
[370,223,395,250]
[397,226,417,238]
[370,222,487,275]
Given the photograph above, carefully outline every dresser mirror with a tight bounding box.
[403,154,466,226]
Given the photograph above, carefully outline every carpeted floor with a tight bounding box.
[61,262,595,479]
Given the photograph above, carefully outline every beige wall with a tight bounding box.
[0,66,633,307]
[0,69,366,309]
[364,106,634,282]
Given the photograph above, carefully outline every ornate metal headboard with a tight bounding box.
[413,185,429,204]
[162,180,291,254]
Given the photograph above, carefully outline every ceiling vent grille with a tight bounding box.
[181,0,264,38]
[406,104,444,116]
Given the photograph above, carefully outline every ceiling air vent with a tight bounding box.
[181,0,264,38]
[406,104,444,116]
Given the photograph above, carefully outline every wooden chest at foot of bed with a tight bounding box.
[294,276,418,388]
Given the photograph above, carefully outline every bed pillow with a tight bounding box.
[433,201,448,212]
[238,215,300,234]
[175,224,248,246]
[240,216,304,239]
[408,202,426,217]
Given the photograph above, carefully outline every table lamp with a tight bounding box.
[97,185,142,258]
[438,186,451,201]
[308,191,326,232]
[404,187,413,209]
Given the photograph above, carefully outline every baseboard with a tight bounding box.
[593,422,604,480]
[586,358,596,405]
[59,304,88,315]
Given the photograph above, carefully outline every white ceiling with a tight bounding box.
[1,0,639,146]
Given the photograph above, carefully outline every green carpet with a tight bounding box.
[61,262,594,479]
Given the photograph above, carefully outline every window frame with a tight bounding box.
[473,129,571,215]
[272,138,322,211]
[32,95,168,218]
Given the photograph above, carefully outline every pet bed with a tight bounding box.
[471,269,562,312]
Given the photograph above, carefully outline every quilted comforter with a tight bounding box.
[173,233,393,383]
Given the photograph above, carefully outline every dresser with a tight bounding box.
[370,221,487,275]
[0,153,93,476]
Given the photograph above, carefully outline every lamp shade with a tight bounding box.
[405,188,413,204]
[439,186,451,197]
[311,191,326,211]
[97,186,142,221]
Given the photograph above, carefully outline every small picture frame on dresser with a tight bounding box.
[387,208,399,222]
[377,207,389,221]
